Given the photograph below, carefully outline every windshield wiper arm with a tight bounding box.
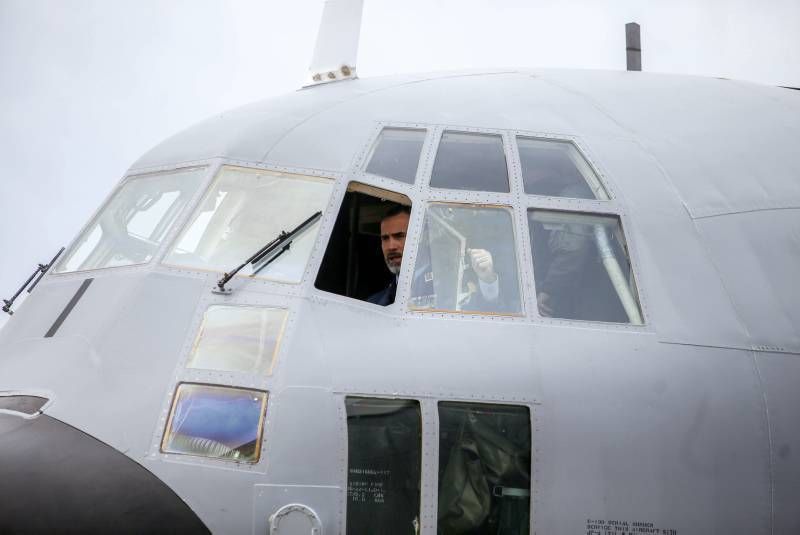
[214,211,322,294]
[3,247,65,315]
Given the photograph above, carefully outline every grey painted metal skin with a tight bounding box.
[1,69,799,534]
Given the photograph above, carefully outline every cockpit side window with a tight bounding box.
[365,128,426,184]
[315,183,412,306]
[164,166,333,284]
[517,137,609,200]
[410,203,522,315]
[345,397,421,535]
[430,131,509,192]
[437,402,531,534]
[54,167,207,273]
[528,210,643,324]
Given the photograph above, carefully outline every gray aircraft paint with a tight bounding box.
[0,69,798,534]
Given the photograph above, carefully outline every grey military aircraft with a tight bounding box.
[1,2,799,534]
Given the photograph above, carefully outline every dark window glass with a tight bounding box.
[438,402,531,535]
[430,132,509,192]
[346,397,421,534]
[365,128,426,184]
[315,184,412,306]
[528,210,643,324]
[518,137,609,200]
[161,384,268,463]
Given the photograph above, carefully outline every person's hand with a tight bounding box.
[467,248,497,283]
[537,292,553,317]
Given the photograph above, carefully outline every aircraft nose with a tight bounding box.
[0,412,209,534]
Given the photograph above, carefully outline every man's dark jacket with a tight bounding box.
[367,278,397,306]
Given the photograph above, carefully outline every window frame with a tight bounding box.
[435,400,533,535]
[341,123,648,327]
[526,207,645,325]
[361,126,429,185]
[159,382,269,464]
[160,164,337,285]
[510,131,647,327]
[186,304,289,376]
[342,395,424,534]
[428,129,512,193]
[51,164,213,277]
[312,181,415,307]
[515,135,611,201]
[336,393,536,535]
[406,200,526,317]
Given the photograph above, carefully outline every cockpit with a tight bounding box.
[34,121,651,535]
[53,124,643,325]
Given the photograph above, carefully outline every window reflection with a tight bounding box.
[438,402,531,535]
[365,128,426,184]
[518,138,609,200]
[0,395,48,415]
[55,168,207,273]
[410,204,522,314]
[345,397,421,535]
[528,210,642,324]
[161,384,267,463]
[187,306,287,375]
[430,132,509,192]
[165,167,333,283]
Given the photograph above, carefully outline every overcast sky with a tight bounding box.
[1,0,798,326]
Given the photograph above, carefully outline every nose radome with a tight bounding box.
[0,412,209,534]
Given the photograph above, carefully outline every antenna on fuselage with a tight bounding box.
[626,22,642,71]
[307,0,364,86]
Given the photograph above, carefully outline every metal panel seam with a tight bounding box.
[536,76,697,219]
[687,217,758,347]
[260,72,523,163]
[691,205,800,220]
[752,350,776,535]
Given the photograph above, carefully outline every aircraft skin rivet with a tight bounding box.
[341,65,352,76]
[312,73,322,82]
[327,71,336,79]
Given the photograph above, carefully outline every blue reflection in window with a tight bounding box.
[162,384,267,462]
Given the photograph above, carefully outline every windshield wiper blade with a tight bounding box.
[214,211,322,294]
[3,247,65,315]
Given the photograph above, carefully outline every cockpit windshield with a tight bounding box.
[54,167,207,273]
[164,166,333,283]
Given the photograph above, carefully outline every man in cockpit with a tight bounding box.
[367,205,500,307]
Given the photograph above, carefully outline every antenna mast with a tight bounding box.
[308,0,365,86]
[626,22,642,71]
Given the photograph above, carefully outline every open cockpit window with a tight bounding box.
[365,128,426,184]
[345,397,421,535]
[518,137,609,200]
[410,203,522,314]
[187,305,287,375]
[315,183,412,306]
[438,402,531,534]
[54,167,206,273]
[161,383,267,463]
[528,210,643,324]
[430,131,509,192]
[164,167,333,284]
